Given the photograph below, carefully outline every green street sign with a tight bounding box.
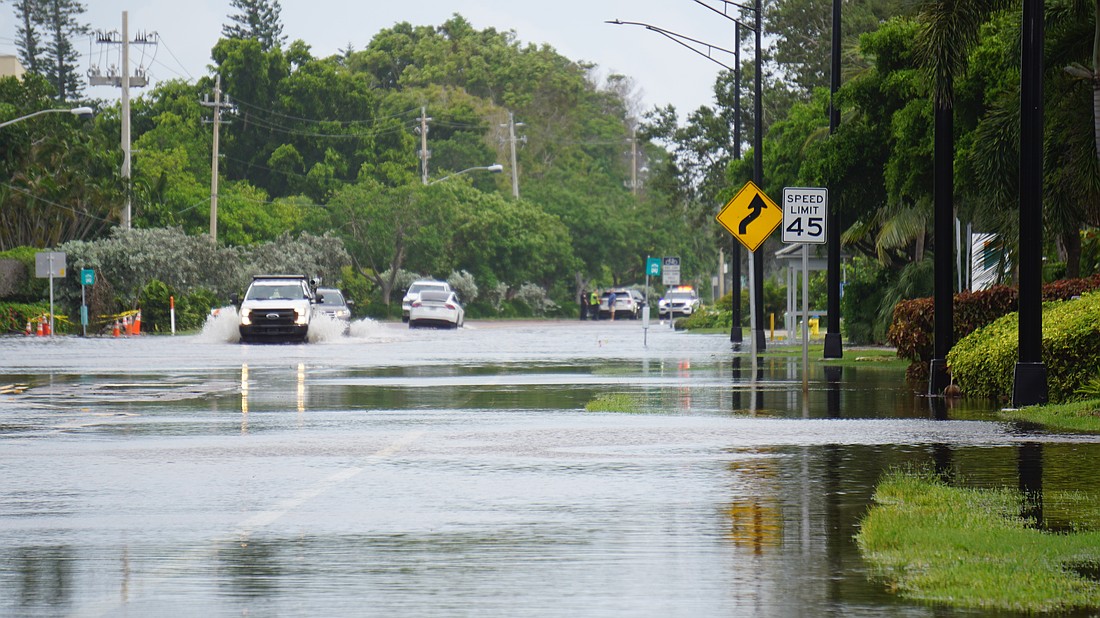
[80,268,95,286]
[646,257,661,276]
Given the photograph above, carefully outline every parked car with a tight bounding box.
[408,290,465,329]
[659,286,701,318]
[402,280,453,322]
[314,287,353,333]
[598,288,645,320]
[234,275,317,343]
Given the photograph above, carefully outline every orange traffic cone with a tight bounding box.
[43,320,51,336]
[133,310,141,335]
[25,321,31,336]
[113,320,120,337]
[36,319,43,337]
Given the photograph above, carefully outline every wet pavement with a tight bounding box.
[2,316,1098,616]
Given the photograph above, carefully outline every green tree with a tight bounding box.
[39,0,86,101]
[12,0,45,75]
[324,180,439,305]
[222,0,286,51]
[0,75,119,249]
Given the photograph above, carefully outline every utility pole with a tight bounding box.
[419,106,431,185]
[503,111,525,199]
[630,126,638,196]
[121,11,131,230]
[201,75,232,242]
[88,12,154,230]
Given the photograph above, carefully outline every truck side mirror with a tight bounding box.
[230,293,240,306]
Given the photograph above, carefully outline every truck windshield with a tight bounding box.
[246,284,303,300]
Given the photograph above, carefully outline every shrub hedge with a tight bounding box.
[946,291,1100,402]
[0,301,50,334]
[888,274,1100,378]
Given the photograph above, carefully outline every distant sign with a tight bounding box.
[646,257,662,277]
[34,251,66,278]
[781,187,828,244]
[662,256,681,286]
[81,268,96,286]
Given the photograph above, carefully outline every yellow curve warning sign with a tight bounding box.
[716,180,781,252]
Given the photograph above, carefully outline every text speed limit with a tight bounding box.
[781,187,828,244]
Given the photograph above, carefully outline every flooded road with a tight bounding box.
[2,318,1097,616]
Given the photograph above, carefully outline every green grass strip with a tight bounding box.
[857,470,1100,612]
[584,393,642,413]
[1000,398,1100,434]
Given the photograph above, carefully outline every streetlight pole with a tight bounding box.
[685,0,765,350]
[731,21,743,345]
[824,0,844,359]
[428,164,504,185]
[608,8,764,350]
[1012,0,1048,406]
[0,106,94,128]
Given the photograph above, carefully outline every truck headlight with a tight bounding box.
[295,310,309,325]
[240,308,252,325]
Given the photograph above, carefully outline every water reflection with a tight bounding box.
[3,546,74,611]
[241,363,249,433]
[726,456,783,554]
[1018,442,1044,527]
[3,324,1100,616]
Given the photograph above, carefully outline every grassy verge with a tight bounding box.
[857,470,1100,612]
[584,393,642,413]
[999,398,1100,433]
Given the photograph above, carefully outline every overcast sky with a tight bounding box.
[1,0,747,119]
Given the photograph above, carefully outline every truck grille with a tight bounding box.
[252,308,297,330]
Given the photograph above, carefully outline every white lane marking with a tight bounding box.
[235,429,424,533]
[71,429,425,618]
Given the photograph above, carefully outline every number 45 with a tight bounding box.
[786,217,823,237]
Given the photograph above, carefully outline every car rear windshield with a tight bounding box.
[409,283,446,294]
[419,291,451,302]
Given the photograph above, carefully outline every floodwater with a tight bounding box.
[1,315,1098,617]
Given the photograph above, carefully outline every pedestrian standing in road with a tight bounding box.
[609,290,618,321]
[589,289,599,320]
[580,290,588,320]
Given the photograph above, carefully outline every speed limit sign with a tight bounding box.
[781,187,828,244]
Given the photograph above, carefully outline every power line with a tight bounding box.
[0,182,115,224]
[231,96,424,126]
[156,37,193,81]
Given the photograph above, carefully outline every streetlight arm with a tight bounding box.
[0,106,94,129]
[607,20,741,72]
[428,164,503,185]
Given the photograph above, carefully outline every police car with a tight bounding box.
[658,286,701,318]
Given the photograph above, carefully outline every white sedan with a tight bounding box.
[408,290,465,329]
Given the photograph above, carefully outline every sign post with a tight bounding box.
[782,187,828,393]
[644,257,662,346]
[661,256,680,286]
[716,181,782,381]
[35,252,66,336]
[80,268,95,337]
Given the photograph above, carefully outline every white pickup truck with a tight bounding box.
[234,275,317,343]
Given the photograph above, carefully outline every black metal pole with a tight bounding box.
[1012,0,1048,406]
[752,0,766,352]
[731,21,743,345]
[928,97,954,396]
[824,0,844,359]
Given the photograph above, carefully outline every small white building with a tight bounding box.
[0,55,26,79]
